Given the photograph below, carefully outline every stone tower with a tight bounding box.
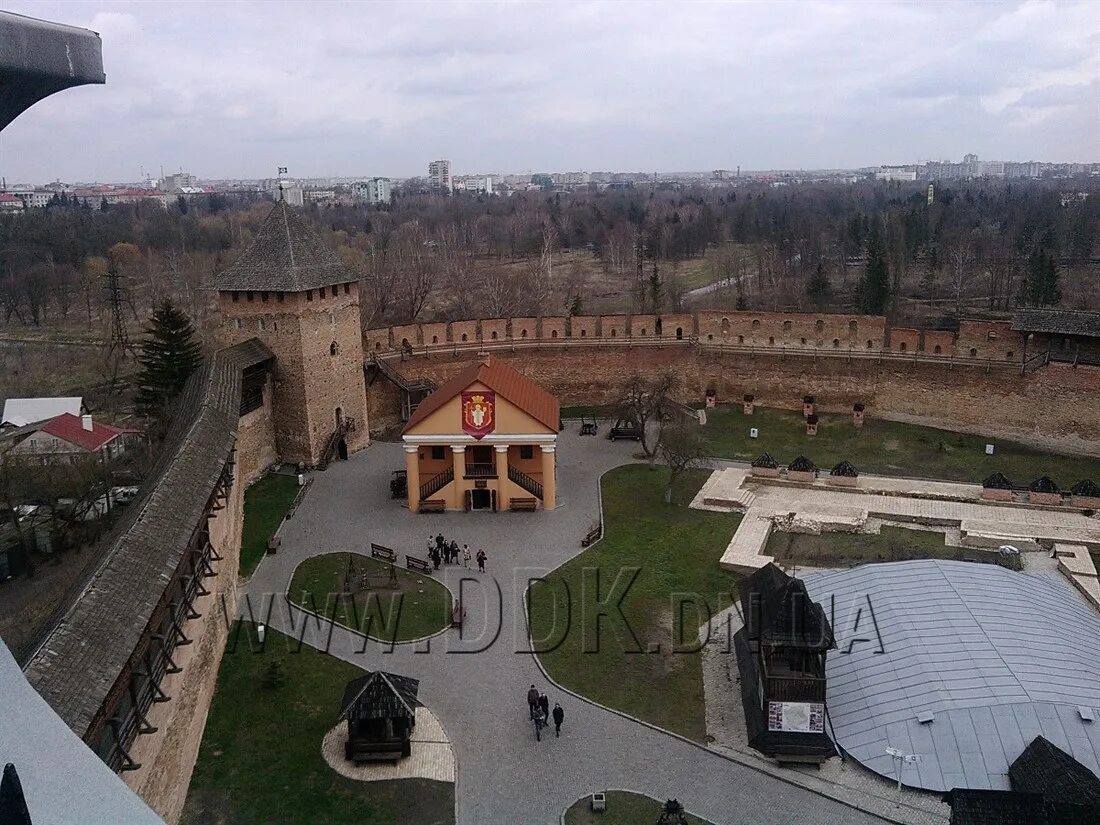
[216,200,369,465]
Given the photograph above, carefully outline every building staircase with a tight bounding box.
[420,467,454,501]
[317,418,353,471]
[368,356,437,419]
[508,465,543,500]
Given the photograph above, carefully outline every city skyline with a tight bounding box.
[0,0,1097,183]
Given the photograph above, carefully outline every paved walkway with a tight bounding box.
[241,430,889,824]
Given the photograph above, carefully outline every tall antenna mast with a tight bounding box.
[105,262,134,357]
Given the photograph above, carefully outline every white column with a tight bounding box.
[404,445,420,511]
[494,445,509,513]
[540,444,556,508]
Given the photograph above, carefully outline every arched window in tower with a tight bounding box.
[783,320,792,332]
[521,328,528,338]
[833,338,840,348]
[751,319,760,330]
[258,317,266,331]
[551,329,557,338]
[849,320,858,337]
[721,317,730,335]
[461,333,468,341]
[330,341,339,356]
[655,318,663,336]
[491,331,498,340]
[815,319,825,334]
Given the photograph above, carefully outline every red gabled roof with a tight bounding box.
[39,413,128,452]
[402,356,559,434]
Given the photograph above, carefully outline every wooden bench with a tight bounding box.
[419,499,445,513]
[581,525,601,547]
[370,543,397,563]
[510,497,538,511]
[406,555,432,574]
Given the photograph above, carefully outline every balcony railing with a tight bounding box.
[765,674,827,703]
[463,462,497,478]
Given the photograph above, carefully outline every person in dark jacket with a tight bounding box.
[552,702,564,737]
[538,693,550,721]
[527,685,539,714]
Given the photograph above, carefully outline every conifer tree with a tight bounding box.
[806,261,831,308]
[857,218,891,314]
[134,300,203,418]
[1025,247,1061,307]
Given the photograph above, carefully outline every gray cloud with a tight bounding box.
[0,0,1096,183]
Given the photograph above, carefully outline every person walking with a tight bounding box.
[449,539,459,564]
[462,544,471,568]
[427,535,434,557]
[430,547,440,570]
[552,702,564,737]
[538,693,550,722]
[435,533,445,553]
[476,548,487,573]
[527,685,539,715]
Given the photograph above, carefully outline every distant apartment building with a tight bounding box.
[351,177,392,203]
[875,166,918,182]
[157,172,197,192]
[453,175,493,195]
[428,159,452,193]
[304,189,335,204]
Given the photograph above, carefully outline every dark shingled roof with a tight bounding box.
[982,471,1014,490]
[1009,736,1100,808]
[215,200,356,292]
[1029,476,1060,494]
[1012,309,1100,339]
[1071,479,1099,497]
[740,563,834,651]
[830,460,859,477]
[751,452,778,469]
[23,342,260,736]
[944,789,1047,825]
[340,672,421,721]
[788,455,817,472]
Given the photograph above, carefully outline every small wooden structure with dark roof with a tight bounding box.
[751,452,780,478]
[946,736,1100,824]
[733,564,836,764]
[340,671,422,763]
[787,455,818,483]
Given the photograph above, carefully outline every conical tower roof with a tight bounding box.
[215,200,355,292]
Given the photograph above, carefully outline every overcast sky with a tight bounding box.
[1,0,1097,183]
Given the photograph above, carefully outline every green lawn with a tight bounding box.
[564,791,712,825]
[288,553,452,642]
[766,526,1017,569]
[240,473,301,576]
[181,623,453,825]
[528,466,740,741]
[701,405,1100,488]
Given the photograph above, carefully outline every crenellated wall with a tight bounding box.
[369,342,1100,456]
[365,310,1022,363]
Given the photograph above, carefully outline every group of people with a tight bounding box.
[526,685,566,738]
[428,533,487,573]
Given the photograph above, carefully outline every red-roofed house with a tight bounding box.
[5,413,140,465]
[400,356,559,512]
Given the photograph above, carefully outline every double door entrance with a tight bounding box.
[465,488,496,511]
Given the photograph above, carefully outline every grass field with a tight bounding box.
[288,552,452,642]
[765,526,1016,569]
[528,465,740,741]
[564,791,712,825]
[181,623,454,825]
[701,405,1100,488]
[239,473,300,576]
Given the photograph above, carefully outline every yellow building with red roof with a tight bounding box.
[401,356,559,512]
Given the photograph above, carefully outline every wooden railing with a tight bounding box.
[508,464,543,499]
[464,462,497,478]
[419,467,454,500]
[765,674,827,703]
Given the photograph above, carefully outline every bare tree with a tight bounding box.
[946,235,976,318]
[658,423,709,504]
[615,370,679,460]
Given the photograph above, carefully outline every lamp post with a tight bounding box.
[886,747,921,791]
